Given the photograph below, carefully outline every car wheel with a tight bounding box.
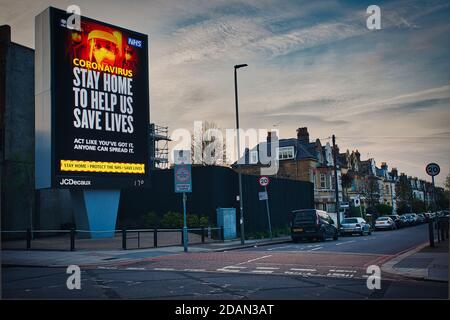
[333,231,338,240]
[320,231,326,242]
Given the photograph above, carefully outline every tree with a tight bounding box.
[375,204,393,216]
[396,174,413,212]
[191,121,227,166]
[411,199,426,213]
[362,176,380,208]
[341,173,353,203]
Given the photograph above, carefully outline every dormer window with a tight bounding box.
[276,146,295,160]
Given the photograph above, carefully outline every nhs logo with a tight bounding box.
[128,38,142,48]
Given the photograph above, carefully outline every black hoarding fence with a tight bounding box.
[0,227,224,251]
[118,166,314,236]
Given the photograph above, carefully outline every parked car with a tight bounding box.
[290,209,339,242]
[410,213,420,225]
[339,217,372,236]
[399,215,409,227]
[416,213,426,224]
[387,215,403,229]
[375,217,396,230]
[403,213,417,226]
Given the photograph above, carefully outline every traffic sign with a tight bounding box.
[258,191,268,201]
[425,163,440,177]
[174,164,192,193]
[259,176,270,187]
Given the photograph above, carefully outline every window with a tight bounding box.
[320,174,327,189]
[250,151,258,164]
[276,146,294,160]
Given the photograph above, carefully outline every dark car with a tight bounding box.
[417,213,426,224]
[387,215,403,229]
[290,209,339,242]
[399,215,409,227]
[403,213,416,226]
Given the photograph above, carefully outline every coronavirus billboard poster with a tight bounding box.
[35,7,149,188]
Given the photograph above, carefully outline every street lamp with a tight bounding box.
[234,63,248,245]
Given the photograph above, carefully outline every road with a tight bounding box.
[2,224,448,299]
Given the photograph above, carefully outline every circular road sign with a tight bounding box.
[425,163,440,177]
[259,176,270,187]
[175,166,191,182]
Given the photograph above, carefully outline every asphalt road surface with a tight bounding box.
[2,224,448,299]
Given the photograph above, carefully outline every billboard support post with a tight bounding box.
[70,189,120,238]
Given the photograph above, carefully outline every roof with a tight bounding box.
[234,138,319,166]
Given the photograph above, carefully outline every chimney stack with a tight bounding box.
[296,127,309,144]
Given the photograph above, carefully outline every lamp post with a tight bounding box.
[234,64,248,245]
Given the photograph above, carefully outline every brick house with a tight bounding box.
[233,127,343,214]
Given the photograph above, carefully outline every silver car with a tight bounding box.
[375,217,396,230]
[340,217,372,236]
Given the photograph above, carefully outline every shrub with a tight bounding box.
[199,215,209,227]
[161,211,183,228]
[142,212,160,228]
[187,214,200,227]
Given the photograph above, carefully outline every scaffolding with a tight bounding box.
[149,123,170,169]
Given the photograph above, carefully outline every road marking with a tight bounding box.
[327,273,354,278]
[335,240,356,246]
[153,268,175,271]
[291,268,317,272]
[125,267,145,271]
[184,269,206,272]
[329,269,357,273]
[97,266,117,270]
[256,267,279,270]
[216,268,240,273]
[267,245,292,251]
[223,266,246,269]
[251,270,274,274]
[308,247,322,251]
[236,255,272,265]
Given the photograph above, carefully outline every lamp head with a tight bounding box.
[234,64,248,69]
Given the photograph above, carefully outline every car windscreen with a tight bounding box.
[342,218,358,224]
[293,210,316,224]
[377,217,389,221]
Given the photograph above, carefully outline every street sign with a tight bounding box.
[426,163,440,177]
[174,164,192,193]
[353,196,361,207]
[259,176,270,187]
[258,191,268,201]
[174,150,191,165]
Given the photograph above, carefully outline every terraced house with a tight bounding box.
[234,127,343,215]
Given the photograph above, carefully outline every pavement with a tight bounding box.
[1,236,291,267]
[381,238,449,282]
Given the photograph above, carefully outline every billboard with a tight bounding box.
[35,7,149,189]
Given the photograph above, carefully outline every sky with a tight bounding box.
[1,0,449,186]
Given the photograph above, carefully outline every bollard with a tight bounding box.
[428,219,435,247]
[26,228,31,250]
[201,226,205,243]
[221,226,225,242]
[181,229,184,246]
[122,228,127,250]
[70,228,75,251]
[154,228,158,248]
